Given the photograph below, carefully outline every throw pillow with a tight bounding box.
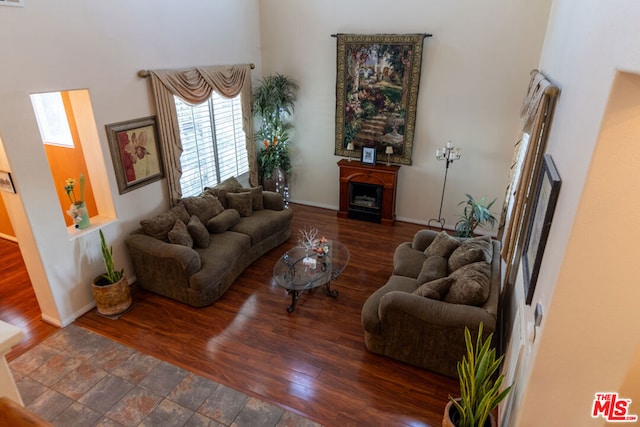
[424,231,461,258]
[140,210,179,241]
[444,261,491,306]
[168,219,193,248]
[237,186,264,211]
[170,203,191,225]
[205,176,243,209]
[416,256,448,285]
[226,192,252,217]
[448,235,493,272]
[187,215,210,248]
[413,277,454,300]
[206,209,241,233]
[181,194,224,225]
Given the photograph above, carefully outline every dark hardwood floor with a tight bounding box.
[3,204,459,426]
[0,238,58,360]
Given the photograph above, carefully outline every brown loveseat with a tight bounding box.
[126,177,293,307]
[361,229,501,378]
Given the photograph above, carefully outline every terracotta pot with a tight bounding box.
[92,275,132,316]
[443,400,496,427]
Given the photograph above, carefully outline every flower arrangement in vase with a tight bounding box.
[64,173,90,229]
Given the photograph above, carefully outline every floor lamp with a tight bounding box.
[428,141,461,230]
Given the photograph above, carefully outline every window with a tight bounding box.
[175,92,248,198]
[30,92,74,147]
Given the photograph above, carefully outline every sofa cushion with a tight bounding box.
[206,209,241,233]
[168,219,193,248]
[226,192,252,217]
[416,256,448,285]
[171,203,191,225]
[413,277,454,300]
[448,235,493,272]
[424,231,460,258]
[237,186,264,211]
[230,208,294,245]
[140,210,179,242]
[187,215,210,249]
[205,177,244,209]
[190,231,252,291]
[181,194,224,224]
[444,261,492,306]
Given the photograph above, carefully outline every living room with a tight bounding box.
[1,0,640,425]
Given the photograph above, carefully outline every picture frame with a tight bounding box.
[106,116,164,194]
[334,33,427,166]
[522,154,561,305]
[0,170,16,193]
[361,146,377,165]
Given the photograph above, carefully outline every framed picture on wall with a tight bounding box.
[522,154,561,305]
[106,116,164,194]
[0,171,16,193]
[334,33,428,166]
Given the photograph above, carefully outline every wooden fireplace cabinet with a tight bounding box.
[337,159,400,225]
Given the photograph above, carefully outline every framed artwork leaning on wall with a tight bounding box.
[522,154,561,305]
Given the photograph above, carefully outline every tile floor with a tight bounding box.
[8,324,322,427]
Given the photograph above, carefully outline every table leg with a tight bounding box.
[287,290,300,313]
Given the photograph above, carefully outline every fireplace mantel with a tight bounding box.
[337,159,400,225]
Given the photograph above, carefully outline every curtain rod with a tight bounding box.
[138,63,255,78]
[330,33,432,38]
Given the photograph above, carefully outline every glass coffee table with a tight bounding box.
[273,240,349,313]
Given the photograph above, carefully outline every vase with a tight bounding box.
[262,166,289,208]
[92,275,132,316]
[68,201,90,229]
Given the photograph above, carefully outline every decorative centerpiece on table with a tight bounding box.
[64,173,90,229]
[297,228,329,269]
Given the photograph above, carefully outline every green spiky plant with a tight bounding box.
[253,74,299,180]
[99,230,124,285]
[455,194,497,238]
[448,323,512,427]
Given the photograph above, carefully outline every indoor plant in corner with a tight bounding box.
[253,73,299,189]
[92,230,132,317]
[454,194,497,238]
[443,323,512,427]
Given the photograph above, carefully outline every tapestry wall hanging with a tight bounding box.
[334,33,428,165]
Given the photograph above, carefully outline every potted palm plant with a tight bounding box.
[455,194,497,237]
[253,74,299,185]
[443,323,512,427]
[92,230,132,316]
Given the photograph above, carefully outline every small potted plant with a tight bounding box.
[443,323,512,427]
[454,194,497,238]
[92,230,132,316]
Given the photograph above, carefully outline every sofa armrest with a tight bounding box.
[125,233,201,276]
[379,291,497,332]
[411,229,439,251]
[393,242,427,278]
[263,191,284,211]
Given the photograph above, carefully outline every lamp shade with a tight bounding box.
[385,146,393,154]
[347,142,355,151]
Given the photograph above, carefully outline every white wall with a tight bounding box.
[258,0,552,227]
[0,0,261,325]
[509,0,640,424]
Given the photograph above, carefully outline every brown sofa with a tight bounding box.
[125,177,293,307]
[361,229,501,378]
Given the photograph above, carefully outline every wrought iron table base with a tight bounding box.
[286,282,339,313]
